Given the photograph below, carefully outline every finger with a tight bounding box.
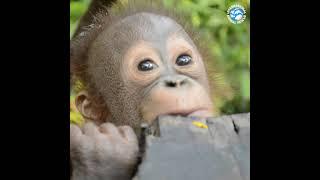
[118,126,138,144]
[70,124,83,149]
[83,122,100,137]
[99,122,121,137]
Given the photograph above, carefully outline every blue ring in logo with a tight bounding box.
[227,4,246,24]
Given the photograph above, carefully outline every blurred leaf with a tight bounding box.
[240,70,250,99]
[191,12,201,27]
[70,111,84,125]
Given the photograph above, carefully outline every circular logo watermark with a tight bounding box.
[227,4,246,24]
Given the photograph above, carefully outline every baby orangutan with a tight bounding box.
[70,0,223,179]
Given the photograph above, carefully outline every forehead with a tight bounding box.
[122,12,183,41]
[96,12,192,52]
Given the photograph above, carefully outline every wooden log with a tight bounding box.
[134,113,250,180]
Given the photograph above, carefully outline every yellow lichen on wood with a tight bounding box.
[192,121,208,129]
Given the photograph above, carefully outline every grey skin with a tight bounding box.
[71,13,212,180]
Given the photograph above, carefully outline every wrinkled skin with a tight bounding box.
[70,11,214,180]
[70,122,138,180]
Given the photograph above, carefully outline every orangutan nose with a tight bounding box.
[163,76,189,88]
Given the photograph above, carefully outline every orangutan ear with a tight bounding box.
[75,90,101,121]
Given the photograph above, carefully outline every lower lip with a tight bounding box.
[166,109,211,118]
[187,109,211,118]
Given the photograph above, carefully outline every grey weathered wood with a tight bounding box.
[208,114,250,180]
[135,113,250,180]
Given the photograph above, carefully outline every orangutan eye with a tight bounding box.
[138,59,157,71]
[176,54,192,66]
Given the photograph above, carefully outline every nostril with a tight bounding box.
[165,81,177,87]
[180,79,187,86]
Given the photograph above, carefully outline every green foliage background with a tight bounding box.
[70,0,250,124]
